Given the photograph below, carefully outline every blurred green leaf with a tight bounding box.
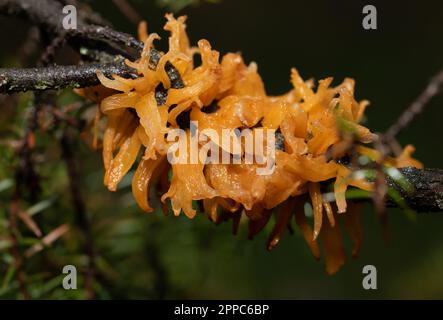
[387,187,417,222]
[303,201,313,218]
[2,264,16,289]
[0,239,12,251]
[26,198,56,217]
[351,169,377,181]
[384,167,415,194]
[0,179,13,193]
[19,237,42,246]
[30,275,64,299]
[345,188,373,200]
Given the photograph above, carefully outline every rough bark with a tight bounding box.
[389,167,443,212]
[0,62,137,93]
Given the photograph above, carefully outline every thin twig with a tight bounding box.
[17,26,41,66]
[385,68,443,141]
[24,224,69,258]
[112,0,142,25]
[38,33,67,67]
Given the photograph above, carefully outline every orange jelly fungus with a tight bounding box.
[77,14,422,274]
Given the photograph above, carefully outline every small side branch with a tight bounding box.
[385,68,443,140]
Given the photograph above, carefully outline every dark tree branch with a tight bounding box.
[388,167,443,213]
[0,62,137,93]
[69,24,143,60]
[334,167,443,213]
[0,0,143,59]
[0,0,168,94]
[0,0,166,93]
[74,24,143,52]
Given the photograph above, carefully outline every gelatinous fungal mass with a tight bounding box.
[77,14,422,274]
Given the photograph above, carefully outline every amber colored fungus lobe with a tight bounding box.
[76,14,423,274]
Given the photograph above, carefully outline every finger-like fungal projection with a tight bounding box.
[77,14,422,274]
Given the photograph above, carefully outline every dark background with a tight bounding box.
[0,0,443,299]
